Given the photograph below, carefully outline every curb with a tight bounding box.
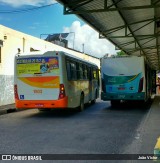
[0,104,16,116]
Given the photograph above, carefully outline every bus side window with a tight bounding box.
[70,62,77,80]
[92,68,97,79]
[88,67,92,81]
[77,63,83,80]
[83,65,88,79]
[66,61,71,80]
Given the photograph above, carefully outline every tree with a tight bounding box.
[116,51,127,56]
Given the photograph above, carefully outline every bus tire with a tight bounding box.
[78,94,84,112]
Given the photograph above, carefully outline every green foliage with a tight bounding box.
[117,51,126,56]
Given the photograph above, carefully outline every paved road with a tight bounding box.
[0,98,159,162]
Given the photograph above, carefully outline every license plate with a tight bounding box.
[118,87,125,90]
[35,104,44,107]
[118,95,125,98]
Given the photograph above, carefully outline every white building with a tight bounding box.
[0,25,100,106]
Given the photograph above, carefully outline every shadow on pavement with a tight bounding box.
[105,99,153,112]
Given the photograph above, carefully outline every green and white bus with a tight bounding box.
[14,51,99,111]
[101,55,156,106]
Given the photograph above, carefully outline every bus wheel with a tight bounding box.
[78,94,84,112]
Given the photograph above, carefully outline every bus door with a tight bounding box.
[92,67,99,98]
[88,67,93,101]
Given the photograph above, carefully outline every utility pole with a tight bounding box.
[82,43,84,53]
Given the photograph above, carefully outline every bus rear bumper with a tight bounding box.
[101,92,145,101]
[15,97,68,109]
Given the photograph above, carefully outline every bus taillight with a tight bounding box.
[59,84,66,99]
[14,84,19,100]
[138,77,144,92]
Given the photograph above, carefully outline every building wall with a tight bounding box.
[0,25,100,106]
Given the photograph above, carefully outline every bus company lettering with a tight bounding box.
[33,90,42,93]
[108,78,116,83]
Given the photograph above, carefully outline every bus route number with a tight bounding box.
[33,90,42,94]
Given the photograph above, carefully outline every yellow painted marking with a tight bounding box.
[155,137,160,149]
[154,137,160,161]
[127,73,139,82]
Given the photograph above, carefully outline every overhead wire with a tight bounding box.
[0,3,58,14]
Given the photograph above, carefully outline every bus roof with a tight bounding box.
[44,51,99,68]
[101,55,144,60]
[15,51,99,68]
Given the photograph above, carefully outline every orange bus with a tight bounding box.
[14,51,99,111]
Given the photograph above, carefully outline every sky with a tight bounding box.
[0,0,117,58]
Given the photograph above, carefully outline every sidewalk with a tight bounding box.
[0,103,16,115]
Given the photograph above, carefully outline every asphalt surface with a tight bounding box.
[0,97,160,163]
